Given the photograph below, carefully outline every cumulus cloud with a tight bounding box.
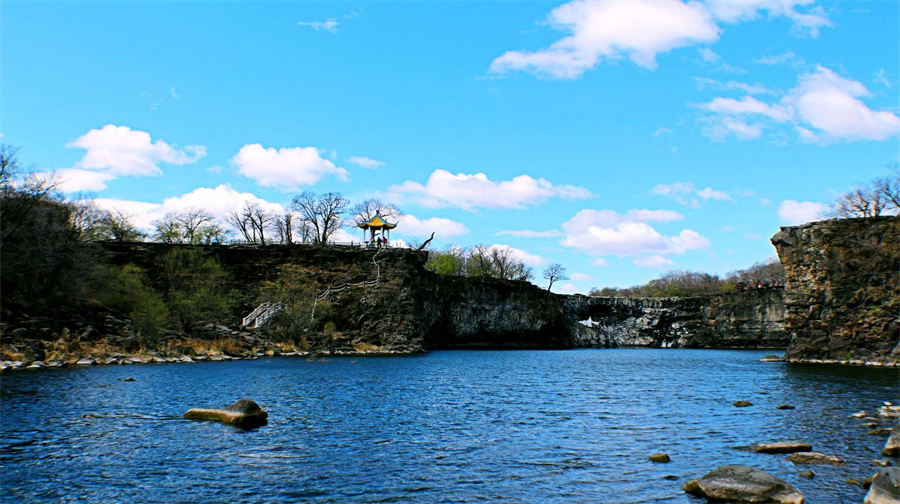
[67,124,206,177]
[705,0,831,37]
[232,144,349,190]
[632,255,675,268]
[777,199,828,225]
[489,0,830,79]
[53,168,118,192]
[348,156,386,169]
[490,0,719,78]
[570,272,592,281]
[496,229,562,238]
[395,214,469,238]
[95,185,285,231]
[388,169,590,211]
[652,182,735,206]
[694,77,768,95]
[560,208,708,257]
[699,66,900,142]
[555,283,581,294]
[754,51,798,66]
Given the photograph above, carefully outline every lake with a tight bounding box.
[1,349,896,503]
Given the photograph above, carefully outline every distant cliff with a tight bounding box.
[562,290,787,349]
[772,216,899,364]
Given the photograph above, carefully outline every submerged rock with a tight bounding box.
[184,399,268,428]
[753,442,812,454]
[864,468,900,504]
[871,429,893,437]
[734,401,754,408]
[799,470,815,478]
[760,355,783,362]
[683,465,803,504]
[649,453,670,463]
[787,452,844,465]
[776,404,795,410]
[883,426,900,458]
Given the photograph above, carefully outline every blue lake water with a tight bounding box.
[1,349,897,503]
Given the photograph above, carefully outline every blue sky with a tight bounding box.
[3,0,898,291]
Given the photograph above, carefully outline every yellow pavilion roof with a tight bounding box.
[357,212,398,229]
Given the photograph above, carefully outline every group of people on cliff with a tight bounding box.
[735,280,783,292]
[367,236,389,249]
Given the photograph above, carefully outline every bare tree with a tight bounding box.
[831,185,888,218]
[226,208,253,242]
[275,211,294,244]
[179,207,216,243]
[874,167,900,211]
[0,144,61,249]
[153,213,183,244]
[291,191,350,243]
[351,198,401,226]
[248,203,274,244]
[101,208,144,242]
[543,263,568,291]
[67,194,110,242]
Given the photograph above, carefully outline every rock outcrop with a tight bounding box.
[683,465,804,503]
[563,291,787,349]
[772,217,899,364]
[864,468,900,504]
[184,398,268,428]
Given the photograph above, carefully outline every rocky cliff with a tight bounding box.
[563,290,787,349]
[771,216,900,364]
[99,242,783,352]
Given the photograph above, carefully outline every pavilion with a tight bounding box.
[357,212,397,243]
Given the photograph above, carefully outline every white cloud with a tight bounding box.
[633,255,675,268]
[759,198,772,206]
[696,186,736,202]
[777,199,828,225]
[698,96,791,121]
[490,0,719,78]
[875,69,892,88]
[68,124,206,177]
[652,127,673,137]
[570,272,592,281]
[560,209,708,257]
[388,169,590,211]
[744,233,762,240]
[489,244,547,266]
[298,19,339,33]
[96,184,285,231]
[490,0,829,79]
[699,66,900,142]
[754,51,798,66]
[694,77,768,95]
[348,156,386,169]
[785,66,900,141]
[722,225,737,232]
[698,47,720,63]
[53,168,118,192]
[395,214,469,238]
[593,258,610,267]
[232,143,349,190]
[705,0,831,37]
[496,229,562,238]
[555,283,581,294]
[652,182,735,205]
[170,87,180,99]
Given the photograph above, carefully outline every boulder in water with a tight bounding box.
[864,468,900,504]
[786,452,845,465]
[184,399,268,428]
[752,442,812,454]
[649,453,670,463]
[734,400,754,407]
[883,426,900,458]
[683,465,803,504]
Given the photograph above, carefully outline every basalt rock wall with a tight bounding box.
[562,290,787,349]
[771,216,900,364]
[99,242,787,352]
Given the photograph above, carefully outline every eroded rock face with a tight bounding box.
[563,291,787,349]
[864,468,900,504]
[683,465,804,504]
[772,217,899,365]
[184,398,268,428]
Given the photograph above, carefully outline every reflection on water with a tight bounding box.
[1,349,897,503]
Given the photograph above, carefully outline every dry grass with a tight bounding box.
[176,337,245,356]
[352,340,380,353]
